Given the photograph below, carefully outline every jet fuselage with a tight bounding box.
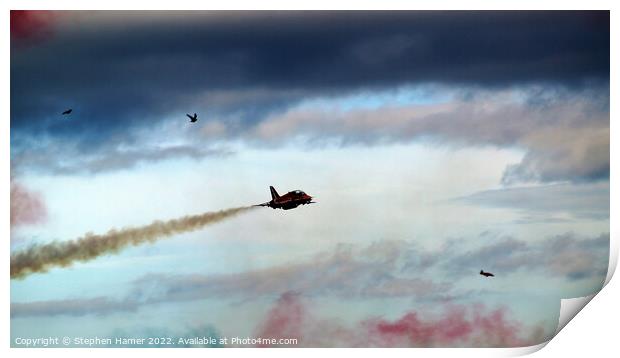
[256,186,314,210]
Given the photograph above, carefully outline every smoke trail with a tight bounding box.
[11,206,255,279]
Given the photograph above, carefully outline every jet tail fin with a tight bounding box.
[269,186,280,200]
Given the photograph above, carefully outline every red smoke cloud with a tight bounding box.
[11,10,55,44]
[366,307,474,347]
[365,304,524,347]
[255,292,545,347]
[255,292,305,346]
[11,180,47,228]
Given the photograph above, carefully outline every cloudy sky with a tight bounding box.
[10,11,609,347]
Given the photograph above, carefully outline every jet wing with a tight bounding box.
[253,202,272,207]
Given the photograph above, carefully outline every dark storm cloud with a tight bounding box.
[11,296,139,317]
[127,241,451,304]
[445,233,609,281]
[11,233,609,318]
[242,86,609,183]
[10,240,450,318]
[457,182,609,221]
[11,11,609,146]
[11,143,233,175]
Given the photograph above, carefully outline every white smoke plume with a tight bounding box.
[11,206,255,279]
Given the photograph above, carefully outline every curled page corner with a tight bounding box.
[506,295,595,357]
[604,231,618,286]
[555,294,596,336]
[505,341,550,356]
[520,234,616,353]
[551,230,618,337]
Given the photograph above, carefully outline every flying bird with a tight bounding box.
[186,113,198,123]
[480,270,495,277]
[62,109,72,115]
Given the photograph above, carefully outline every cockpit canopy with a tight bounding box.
[293,190,305,196]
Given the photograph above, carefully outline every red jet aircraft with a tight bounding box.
[255,186,315,210]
